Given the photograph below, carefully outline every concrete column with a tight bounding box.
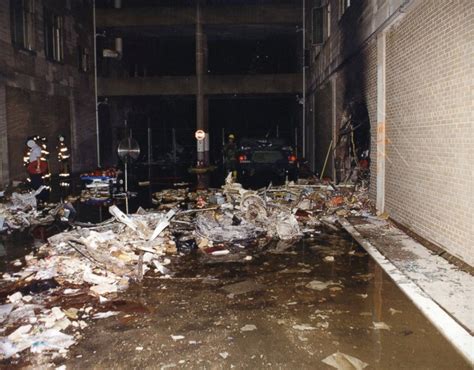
[108,98,122,166]
[331,76,337,180]
[68,92,78,173]
[376,32,386,213]
[0,83,10,186]
[196,0,209,167]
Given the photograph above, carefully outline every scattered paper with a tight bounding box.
[373,322,391,331]
[240,324,257,332]
[92,311,119,319]
[389,308,402,315]
[322,351,369,370]
[171,335,185,341]
[306,280,339,291]
[292,324,316,331]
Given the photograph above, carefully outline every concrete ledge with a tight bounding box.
[96,5,301,28]
[339,217,474,365]
[98,74,302,96]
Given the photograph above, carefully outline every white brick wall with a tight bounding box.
[384,0,473,265]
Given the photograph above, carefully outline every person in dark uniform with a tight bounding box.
[223,133,237,177]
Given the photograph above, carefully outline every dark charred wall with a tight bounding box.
[312,81,332,176]
[0,0,96,184]
[307,0,389,186]
[334,42,377,186]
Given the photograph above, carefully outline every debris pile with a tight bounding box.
[0,205,178,363]
[0,176,374,364]
[0,187,70,233]
[154,174,373,247]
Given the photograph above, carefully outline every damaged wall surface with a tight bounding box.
[307,0,473,265]
[0,0,97,185]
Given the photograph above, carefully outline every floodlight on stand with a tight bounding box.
[117,137,140,214]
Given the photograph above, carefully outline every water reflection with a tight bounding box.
[62,230,471,369]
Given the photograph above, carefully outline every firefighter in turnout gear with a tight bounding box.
[57,134,70,190]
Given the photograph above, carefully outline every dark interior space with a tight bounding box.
[117,97,197,165]
[209,96,298,163]
[97,32,297,77]
[97,35,196,77]
[101,96,298,168]
[122,37,196,77]
[208,35,297,75]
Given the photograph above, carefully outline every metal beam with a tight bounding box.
[97,74,302,96]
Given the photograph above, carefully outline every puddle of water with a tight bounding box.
[55,231,470,370]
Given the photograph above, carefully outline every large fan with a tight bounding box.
[117,137,140,162]
[117,137,140,214]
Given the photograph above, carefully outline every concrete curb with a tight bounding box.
[339,217,474,365]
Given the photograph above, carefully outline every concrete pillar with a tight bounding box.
[108,98,122,166]
[68,92,78,173]
[376,32,386,213]
[0,83,10,186]
[196,0,209,167]
[331,76,337,180]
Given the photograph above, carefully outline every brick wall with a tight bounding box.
[384,0,473,265]
[6,86,70,177]
[0,0,96,185]
[308,0,473,265]
[0,84,9,183]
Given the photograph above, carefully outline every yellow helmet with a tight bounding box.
[228,134,235,139]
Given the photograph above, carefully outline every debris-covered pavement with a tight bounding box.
[0,187,73,234]
[0,176,470,369]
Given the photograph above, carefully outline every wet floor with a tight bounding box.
[54,231,470,369]
[0,180,470,369]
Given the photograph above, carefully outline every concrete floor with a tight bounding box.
[57,231,470,369]
[0,185,471,369]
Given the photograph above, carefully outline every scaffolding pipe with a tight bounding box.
[320,139,333,181]
[196,0,204,132]
[302,0,306,157]
[147,118,152,165]
[93,0,100,167]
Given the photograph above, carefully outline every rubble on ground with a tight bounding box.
[0,187,72,234]
[0,175,373,364]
